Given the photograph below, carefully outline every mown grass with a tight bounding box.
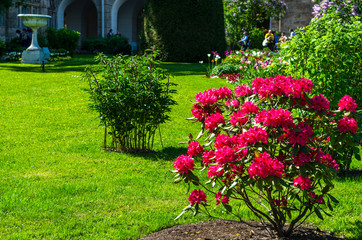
[0,55,361,239]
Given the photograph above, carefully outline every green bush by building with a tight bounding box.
[141,0,226,62]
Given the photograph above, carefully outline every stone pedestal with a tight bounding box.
[21,49,47,64]
[18,14,51,64]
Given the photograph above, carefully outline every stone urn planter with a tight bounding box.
[17,14,51,64]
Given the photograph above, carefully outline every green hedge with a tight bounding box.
[141,0,226,62]
[0,38,5,56]
[46,28,80,56]
[81,36,131,55]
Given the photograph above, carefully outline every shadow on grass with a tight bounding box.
[0,55,97,73]
[1,61,206,76]
[160,63,207,76]
[345,220,362,240]
[337,169,362,181]
[0,64,91,73]
[127,146,187,162]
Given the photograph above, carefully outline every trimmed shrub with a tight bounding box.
[0,38,6,56]
[210,63,240,76]
[5,37,24,52]
[141,0,226,62]
[83,50,176,152]
[82,37,107,52]
[46,27,80,56]
[82,36,131,55]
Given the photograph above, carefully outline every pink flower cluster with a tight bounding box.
[188,189,207,206]
[191,104,211,121]
[213,134,248,162]
[248,152,284,178]
[202,150,215,166]
[251,76,313,99]
[225,99,240,108]
[216,192,229,205]
[315,151,339,171]
[207,164,224,179]
[309,94,330,111]
[338,95,358,112]
[192,87,233,122]
[187,141,204,157]
[292,152,311,166]
[234,84,252,97]
[205,113,225,132]
[338,116,358,134]
[286,122,314,146]
[240,101,259,115]
[293,175,312,190]
[255,108,294,128]
[173,155,195,174]
[240,127,269,145]
[230,110,248,126]
[195,87,232,106]
[215,146,237,165]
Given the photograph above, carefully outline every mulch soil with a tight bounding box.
[140,220,344,240]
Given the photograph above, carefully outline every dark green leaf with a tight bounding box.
[327,200,334,211]
[328,194,339,204]
[314,207,324,220]
[224,204,232,212]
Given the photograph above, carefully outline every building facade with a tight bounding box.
[270,0,315,34]
[0,0,314,43]
[0,0,145,43]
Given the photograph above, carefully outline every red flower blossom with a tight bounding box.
[240,127,269,145]
[255,108,294,128]
[338,95,357,112]
[202,150,215,166]
[205,113,225,132]
[188,189,207,206]
[207,164,224,179]
[191,104,209,121]
[230,111,248,126]
[240,101,259,115]
[310,94,330,111]
[234,84,252,97]
[248,152,284,178]
[338,116,358,134]
[293,175,312,190]
[214,134,237,149]
[215,146,237,165]
[215,191,229,205]
[187,141,204,157]
[292,152,311,166]
[173,155,195,174]
[285,122,314,146]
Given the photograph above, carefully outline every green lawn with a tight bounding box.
[0,55,361,239]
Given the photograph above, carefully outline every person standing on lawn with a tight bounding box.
[265,30,274,51]
[238,30,250,51]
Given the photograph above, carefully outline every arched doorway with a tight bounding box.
[57,0,98,39]
[111,0,144,43]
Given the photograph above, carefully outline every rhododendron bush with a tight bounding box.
[172,76,360,237]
